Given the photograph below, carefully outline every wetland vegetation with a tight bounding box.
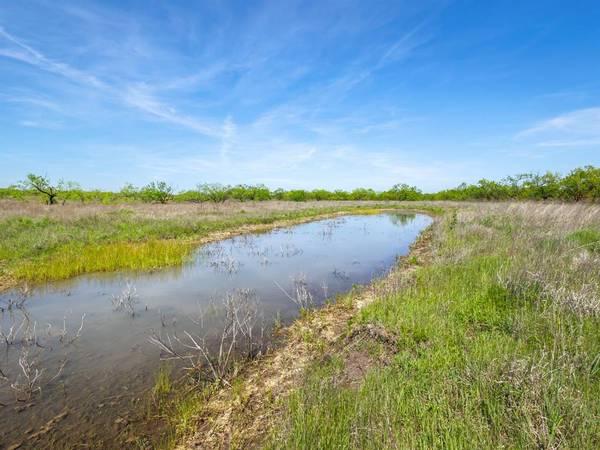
[0,199,407,291]
[266,202,600,449]
[0,173,599,449]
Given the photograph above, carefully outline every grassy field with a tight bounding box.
[263,202,600,449]
[3,199,598,448]
[0,199,407,290]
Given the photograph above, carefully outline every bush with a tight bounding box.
[141,181,174,204]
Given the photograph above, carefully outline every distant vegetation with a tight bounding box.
[0,165,599,204]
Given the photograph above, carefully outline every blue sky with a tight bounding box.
[1,0,599,192]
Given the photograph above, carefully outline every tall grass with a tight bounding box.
[269,202,600,449]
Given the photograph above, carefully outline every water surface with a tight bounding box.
[0,212,431,448]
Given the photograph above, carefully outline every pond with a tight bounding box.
[0,212,431,448]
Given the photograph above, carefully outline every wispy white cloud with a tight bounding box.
[0,1,487,192]
[0,91,63,112]
[0,26,105,88]
[18,119,63,130]
[516,107,600,148]
[122,85,222,137]
[537,138,600,147]
[0,26,224,138]
[515,107,600,153]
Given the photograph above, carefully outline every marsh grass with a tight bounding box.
[268,202,600,449]
[13,240,195,283]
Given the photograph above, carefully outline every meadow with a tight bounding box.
[1,196,599,449]
[145,201,600,449]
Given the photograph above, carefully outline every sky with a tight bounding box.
[1,0,599,192]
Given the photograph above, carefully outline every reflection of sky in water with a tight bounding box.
[0,213,431,446]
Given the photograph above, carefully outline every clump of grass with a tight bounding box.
[568,228,600,252]
[152,365,173,398]
[268,202,600,449]
[147,380,216,449]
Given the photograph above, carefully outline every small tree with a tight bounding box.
[561,166,600,201]
[21,174,60,205]
[197,183,229,203]
[62,181,86,203]
[311,189,332,201]
[119,183,139,200]
[384,183,423,201]
[285,189,308,202]
[141,181,174,204]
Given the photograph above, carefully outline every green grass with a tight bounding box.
[268,204,600,449]
[148,374,216,449]
[1,203,428,286]
[568,228,600,252]
[12,239,196,283]
[153,365,173,398]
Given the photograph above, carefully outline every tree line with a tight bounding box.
[1,166,598,205]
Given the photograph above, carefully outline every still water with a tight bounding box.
[0,212,431,448]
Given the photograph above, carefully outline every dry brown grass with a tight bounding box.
[0,199,398,221]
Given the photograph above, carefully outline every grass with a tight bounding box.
[267,202,600,449]
[144,365,216,450]
[0,200,433,288]
[568,228,600,252]
[9,198,596,447]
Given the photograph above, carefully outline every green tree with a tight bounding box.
[119,183,139,200]
[21,174,60,204]
[285,190,308,202]
[349,188,377,200]
[198,183,229,203]
[311,189,332,201]
[141,181,174,204]
[384,183,423,201]
[272,188,285,200]
[62,181,86,203]
[561,166,600,201]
